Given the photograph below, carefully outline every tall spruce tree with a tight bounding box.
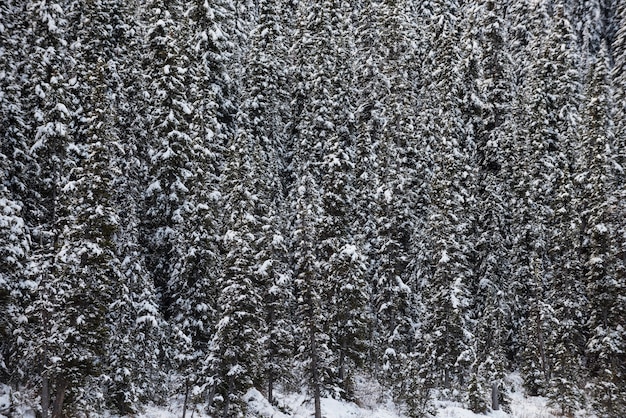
[583,41,626,417]
[15,1,94,415]
[512,4,585,404]
[353,3,430,412]
[289,0,368,410]
[418,0,477,399]
[459,1,515,411]
[140,1,234,401]
[538,7,587,414]
[291,175,326,418]
[0,0,32,384]
[71,1,166,412]
[203,131,266,417]
[240,0,294,404]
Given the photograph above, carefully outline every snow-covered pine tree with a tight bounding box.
[570,0,604,65]
[459,1,515,411]
[418,0,477,399]
[240,0,294,404]
[174,1,240,407]
[12,2,95,415]
[582,40,626,418]
[140,0,192,322]
[352,2,385,378]
[42,61,128,416]
[140,0,232,401]
[0,0,32,384]
[535,7,587,414]
[613,0,626,182]
[323,242,369,400]
[290,175,327,418]
[203,130,267,417]
[69,2,166,412]
[353,2,430,411]
[0,159,29,384]
[306,3,370,400]
[289,0,369,404]
[507,0,552,397]
[511,3,584,403]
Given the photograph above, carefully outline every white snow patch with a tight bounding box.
[384,188,393,203]
[273,390,401,418]
[341,244,358,260]
[384,347,396,357]
[69,372,572,418]
[55,103,70,116]
[0,384,10,414]
[146,180,162,196]
[223,229,237,243]
[396,277,411,294]
[245,388,289,417]
[256,259,272,276]
[589,256,603,265]
[594,223,608,233]
[272,233,284,246]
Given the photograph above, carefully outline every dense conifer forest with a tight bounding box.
[1,0,625,417]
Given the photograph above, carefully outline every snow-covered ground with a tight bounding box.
[133,373,574,418]
[1,373,584,418]
[136,391,560,418]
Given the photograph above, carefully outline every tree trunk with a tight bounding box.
[491,382,500,411]
[309,315,321,418]
[339,347,345,389]
[267,335,274,405]
[41,305,50,418]
[537,313,550,382]
[206,383,215,415]
[51,377,68,418]
[532,258,550,385]
[268,375,274,405]
[41,372,50,418]
[182,378,189,418]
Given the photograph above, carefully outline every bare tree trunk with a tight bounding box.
[41,303,50,418]
[309,315,321,418]
[267,375,274,405]
[491,382,500,411]
[267,333,274,405]
[51,377,68,418]
[532,258,550,385]
[339,347,345,388]
[43,162,61,418]
[182,378,189,418]
[41,372,50,418]
[206,383,215,415]
[223,375,234,418]
[537,313,549,382]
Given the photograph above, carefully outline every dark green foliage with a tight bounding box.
[1,0,625,416]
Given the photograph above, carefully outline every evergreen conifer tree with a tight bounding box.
[460,1,515,411]
[583,41,626,418]
[418,0,476,398]
[0,0,32,384]
[203,132,267,417]
[243,0,294,404]
[289,0,369,408]
[353,3,429,411]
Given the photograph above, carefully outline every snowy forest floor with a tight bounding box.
[1,373,592,418]
[131,373,592,418]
